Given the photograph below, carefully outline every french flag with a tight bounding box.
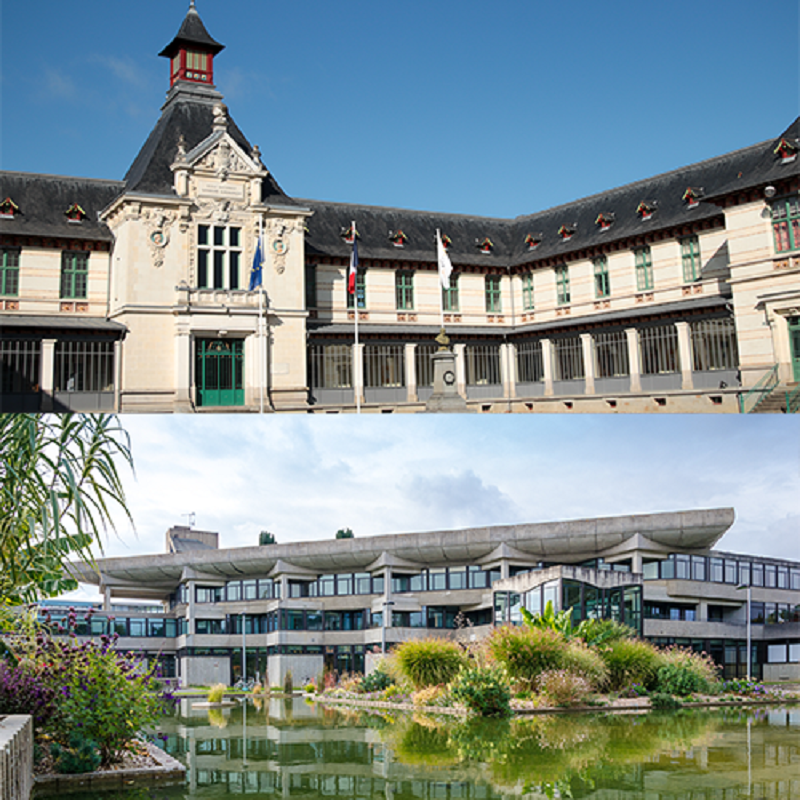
[348,226,358,294]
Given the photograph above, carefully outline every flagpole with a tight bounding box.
[352,220,360,415]
[437,229,445,331]
[259,216,264,415]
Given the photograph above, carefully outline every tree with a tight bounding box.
[0,414,133,606]
[336,527,354,539]
[259,530,276,545]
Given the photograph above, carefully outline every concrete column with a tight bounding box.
[630,552,644,575]
[698,600,709,622]
[501,343,515,399]
[542,338,555,396]
[500,561,510,580]
[453,343,467,397]
[40,338,56,411]
[676,321,694,390]
[352,343,365,407]
[102,585,111,612]
[581,333,595,395]
[405,342,417,402]
[174,324,192,411]
[626,328,642,392]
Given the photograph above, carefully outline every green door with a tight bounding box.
[196,338,244,407]
[790,317,800,383]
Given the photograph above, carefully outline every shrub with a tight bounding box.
[575,618,637,647]
[0,661,57,727]
[561,640,609,689]
[411,684,448,707]
[207,683,226,703]
[362,665,394,693]
[393,638,466,689]
[650,692,683,710]
[50,731,102,775]
[450,666,511,717]
[722,678,768,697]
[536,669,592,707]
[599,638,661,691]
[283,669,294,694]
[488,625,568,688]
[655,648,719,696]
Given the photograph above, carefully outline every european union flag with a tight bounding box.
[249,237,263,290]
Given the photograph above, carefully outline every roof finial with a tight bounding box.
[189,0,196,9]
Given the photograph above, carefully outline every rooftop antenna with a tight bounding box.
[182,512,196,528]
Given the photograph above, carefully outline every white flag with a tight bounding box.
[437,229,452,290]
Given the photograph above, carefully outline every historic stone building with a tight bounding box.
[1,3,798,412]
[63,508,800,688]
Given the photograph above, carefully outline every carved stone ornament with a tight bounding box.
[143,209,176,268]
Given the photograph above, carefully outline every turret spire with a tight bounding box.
[159,3,224,88]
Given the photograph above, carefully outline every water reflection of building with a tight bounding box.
[63,507,800,686]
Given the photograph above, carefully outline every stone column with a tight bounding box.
[174,323,193,411]
[40,338,56,411]
[453,343,467,397]
[405,342,417,402]
[501,342,516,399]
[581,333,595,395]
[626,328,642,392]
[676,321,694,390]
[352,342,365,408]
[542,338,555,396]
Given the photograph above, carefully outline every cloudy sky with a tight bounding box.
[67,414,799,600]
[2,0,797,218]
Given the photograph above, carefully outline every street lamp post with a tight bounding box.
[736,584,752,681]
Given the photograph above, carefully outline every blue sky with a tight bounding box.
[2,0,797,218]
[76,415,800,591]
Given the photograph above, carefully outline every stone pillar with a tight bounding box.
[352,343,365,408]
[40,338,56,411]
[676,321,694,390]
[453,343,467,397]
[102,585,112,612]
[626,328,642,392]
[405,342,417,402]
[426,349,469,412]
[542,338,555,396]
[501,343,516,399]
[174,323,193,411]
[581,333,595,395]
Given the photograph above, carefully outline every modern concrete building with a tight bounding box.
[63,508,800,687]
[1,3,798,413]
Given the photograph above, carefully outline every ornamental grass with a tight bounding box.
[393,637,466,690]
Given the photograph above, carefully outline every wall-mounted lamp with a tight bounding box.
[764,185,776,199]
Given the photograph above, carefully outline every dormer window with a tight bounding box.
[340,225,359,244]
[388,230,408,247]
[636,201,657,221]
[476,237,494,254]
[557,224,576,241]
[0,198,19,219]
[774,138,798,163]
[65,203,86,223]
[682,188,704,208]
[595,213,615,231]
[525,233,542,250]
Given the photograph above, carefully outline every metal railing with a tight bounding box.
[787,383,800,413]
[739,364,779,413]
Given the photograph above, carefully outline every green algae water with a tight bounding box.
[39,698,800,800]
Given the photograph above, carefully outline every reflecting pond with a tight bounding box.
[41,697,800,799]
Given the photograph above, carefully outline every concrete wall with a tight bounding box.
[182,655,231,688]
[267,655,323,689]
[0,716,33,800]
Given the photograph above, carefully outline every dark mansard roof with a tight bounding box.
[158,3,225,59]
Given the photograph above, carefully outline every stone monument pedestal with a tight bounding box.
[425,348,471,413]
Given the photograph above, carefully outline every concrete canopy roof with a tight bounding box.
[73,508,735,591]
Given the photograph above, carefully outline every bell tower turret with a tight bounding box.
[158,1,225,88]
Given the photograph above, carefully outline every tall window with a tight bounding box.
[197,225,241,289]
[556,265,570,305]
[681,236,701,282]
[772,197,800,252]
[395,270,414,310]
[521,273,534,310]
[634,246,653,291]
[60,252,88,299]
[485,275,502,312]
[305,263,317,309]
[347,270,366,309]
[0,249,20,296]
[593,256,610,298]
[442,274,459,311]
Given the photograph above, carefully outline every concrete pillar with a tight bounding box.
[542,338,554,396]
[626,328,642,392]
[581,333,595,395]
[40,338,56,411]
[676,321,694,390]
[352,343,365,407]
[501,342,515,399]
[102,585,111,612]
[174,324,192,411]
[500,561,510,580]
[405,343,417,402]
[630,552,644,575]
[453,343,467,397]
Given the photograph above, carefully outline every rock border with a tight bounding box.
[34,740,185,796]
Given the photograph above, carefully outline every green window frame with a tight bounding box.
[593,256,610,298]
[634,246,653,291]
[485,275,502,313]
[197,224,242,289]
[772,197,800,253]
[346,269,366,309]
[442,274,459,311]
[681,235,701,283]
[556,265,570,305]
[395,270,414,310]
[522,273,534,311]
[0,249,20,296]
[60,251,88,299]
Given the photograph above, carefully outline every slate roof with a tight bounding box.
[0,315,127,337]
[158,3,225,59]
[0,172,123,242]
[123,86,295,204]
